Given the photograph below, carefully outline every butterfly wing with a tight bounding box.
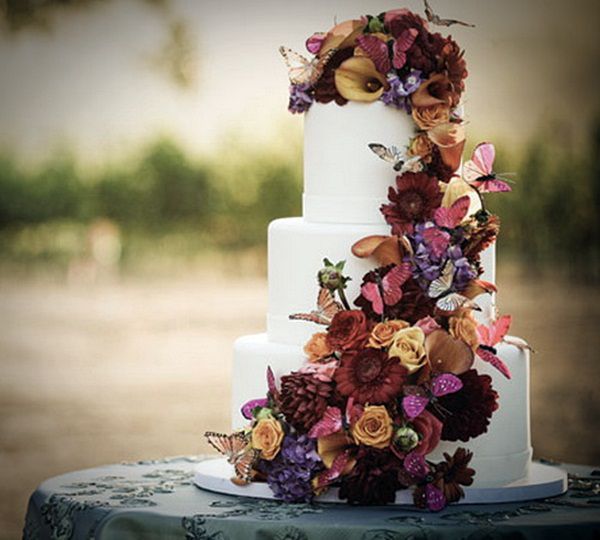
[279,46,313,85]
[232,448,260,485]
[402,394,430,420]
[477,346,512,379]
[368,143,403,168]
[431,373,463,397]
[435,292,470,312]
[399,155,423,174]
[381,262,412,306]
[356,34,391,74]
[361,281,384,315]
[205,431,249,460]
[462,158,486,185]
[477,315,511,347]
[434,195,470,229]
[472,142,495,176]
[428,261,454,299]
[422,227,450,258]
[392,28,418,69]
[313,450,351,492]
[240,398,269,420]
[318,287,343,321]
[426,484,447,511]
[308,406,343,438]
[404,450,429,480]
[478,178,512,193]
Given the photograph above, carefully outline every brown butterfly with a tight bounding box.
[279,46,337,86]
[204,431,260,485]
[289,287,343,325]
[423,0,475,28]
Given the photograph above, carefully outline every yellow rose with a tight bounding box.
[251,417,284,461]
[449,311,479,351]
[304,332,335,363]
[369,320,410,349]
[411,103,451,131]
[389,327,427,374]
[351,405,393,449]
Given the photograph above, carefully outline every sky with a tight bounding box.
[0,0,599,166]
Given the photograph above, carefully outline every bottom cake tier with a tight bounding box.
[231,333,532,488]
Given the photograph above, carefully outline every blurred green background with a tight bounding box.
[0,0,599,538]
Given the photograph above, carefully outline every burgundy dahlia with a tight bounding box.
[313,47,354,106]
[338,447,404,505]
[439,38,468,95]
[431,369,499,442]
[436,447,475,503]
[279,372,333,433]
[381,172,443,235]
[334,347,408,405]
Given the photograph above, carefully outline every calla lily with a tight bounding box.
[425,329,474,375]
[411,73,456,108]
[462,279,497,300]
[351,235,412,266]
[320,19,366,56]
[317,431,356,473]
[442,176,482,215]
[428,122,466,171]
[335,57,388,102]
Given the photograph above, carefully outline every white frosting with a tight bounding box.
[232,334,531,487]
[303,101,415,224]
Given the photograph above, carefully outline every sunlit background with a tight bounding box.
[1,0,599,536]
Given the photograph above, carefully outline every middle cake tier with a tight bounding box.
[268,217,496,347]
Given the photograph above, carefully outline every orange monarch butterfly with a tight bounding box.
[204,431,260,485]
[289,287,343,325]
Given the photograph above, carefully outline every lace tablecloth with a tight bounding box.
[23,456,600,540]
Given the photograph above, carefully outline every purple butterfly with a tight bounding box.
[241,398,269,420]
[402,373,463,420]
[403,451,446,511]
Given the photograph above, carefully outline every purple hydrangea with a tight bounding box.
[262,433,322,503]
[380,69,423,112]
[288,83,314,114]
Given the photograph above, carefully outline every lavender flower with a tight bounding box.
[288,83,313,114]
[380,69,423,111]
[262,433,322,503]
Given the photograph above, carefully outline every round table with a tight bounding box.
[24,457,600,540]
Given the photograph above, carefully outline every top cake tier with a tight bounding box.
[303,101,416,224]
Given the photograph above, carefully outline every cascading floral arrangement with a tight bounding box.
[205,4,523,510]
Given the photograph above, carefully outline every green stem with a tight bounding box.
[337,287,351,311]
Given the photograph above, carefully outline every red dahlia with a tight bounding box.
[431,369,499,442]
[381,172,443,235]
[335,347,408,404]
[279,372,333,433]
[437,447,475,503]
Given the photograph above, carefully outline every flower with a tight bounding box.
[411,73,459,108]
[381,171,443,235]
[326,310,369,351]
[279,372,333,433]
[320,19,366,56]
[392,426,420,454]
[436,447,475,503]
[411,410,442,455]
[263,433,322,503]
[251,416,285,461]
[385,9,427,39]
[351,405,393,449]
[439,38,468,95]
[380,70,423,110]
[338,447,403,505]
[462,213,501,262]
[317,431,355,469]
[425,329,474,375]
[431,369,499,442]
[288,83,313,114]
[334,56,388,102]
[412,103,451,131]
[408,133,434,161]
[304,332,335,362]
[335,348,408,404]
[449,310,479,351]
[388,326,427,374]
[369,319,410,348]
[313,47,354,105]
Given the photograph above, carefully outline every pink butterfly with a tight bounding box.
[313,450,352,492]
[422,226,450,258]
[402,373,463,420]
[403,451,446,511]
[360,262,412,315]
[463,142,512,193]
[476,315,512,379]
[356,34,391,74]
[393,28,418,69]
[308,398,362,438]
[434,195,470,229]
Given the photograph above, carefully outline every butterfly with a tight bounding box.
[401,373,463,420]
[401,451,447,511]
[368,143,423,174]
[475,315,513,379]
[360,262,412,316]
[308,398,363,438]
[422,226,450,259]
[393,28,418,69]
[423,0,475,28]
[279,46,337,86]
[289,287,343,325]
[356,34,391,74]
[204,431,260,485]
[463,143,513,193]
[427,261,480,313]
[433,195,470,230]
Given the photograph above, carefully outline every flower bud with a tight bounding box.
[394,426,419,452]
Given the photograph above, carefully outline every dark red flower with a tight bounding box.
[381,172,443,235]
[326,310,369,351]
[279,372,333,433]
[436,447,475,503]
[438,38,468,95]
[386,11,428,39]
[338,447,404,505]
[431,369,499,442]
[411,410,443,455]
[313,47,354,105]
[335,348,408,404]
[427,146,455,183]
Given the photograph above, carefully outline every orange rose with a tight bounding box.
[408,133,434,162]
[351,405,393,449]
[412,103,451,131]
[251,417,284,461]
[368,320,410,349]
[449,311,479,351]
[304,332,335,362]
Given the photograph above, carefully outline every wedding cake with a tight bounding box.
[202,5,545,509]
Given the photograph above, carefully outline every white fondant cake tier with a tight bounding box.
[268,217,496,347]
[231,333,530,488]
[303,101,415,224]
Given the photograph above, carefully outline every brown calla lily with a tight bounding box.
[320,19,366,55]
[351,235,412,266]
[427,122,466,172]
[462,279,497,300]
[411,73,458,108]
[335,56,388,102]
[317,431,356,473]
[425,329,474,375]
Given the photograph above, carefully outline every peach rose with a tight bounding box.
[351,405,393,449]
[408,133,434,161]
[304,332,335,362]
[449,311,479,351]
[411,103,451,131]
[389,327,427,374]
[368,319,410,349]
[251,416,284,461]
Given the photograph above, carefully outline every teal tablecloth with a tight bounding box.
[23,456,600,540]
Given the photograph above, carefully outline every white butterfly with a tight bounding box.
[279,46,336,86]
[427,261,480,313]
[368,143,423,174]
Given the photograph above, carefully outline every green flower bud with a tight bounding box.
[394,426,419,452]
[317,258,351,291]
